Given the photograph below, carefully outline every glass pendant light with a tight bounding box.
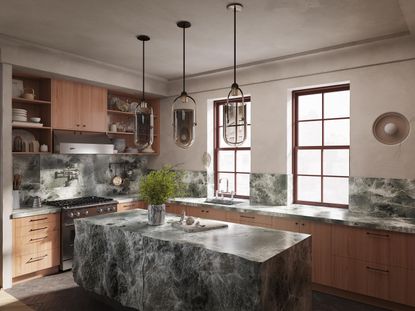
[223,3,247,146]
[172,21,197,149]
[135,35,154,151]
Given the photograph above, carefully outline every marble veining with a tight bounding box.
[170,198,415,234]
[73,210,311,311]
[250,173,287,206]
[178,170,207,198]
[350,177,415,218]
[13,154,147,207]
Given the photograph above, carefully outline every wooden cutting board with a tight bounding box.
[171,220,228,233]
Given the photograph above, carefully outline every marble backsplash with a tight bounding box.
[13,154,148,207]
[13,155,208,207]
[250,173,287,206]
[349,177,415,218]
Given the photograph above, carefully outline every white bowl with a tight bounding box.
[30,117,41,123]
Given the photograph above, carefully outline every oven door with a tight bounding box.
[61,222,75,271]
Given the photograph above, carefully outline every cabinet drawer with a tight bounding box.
[13,248,60,277]
[13,213,60,230]
[13,216,60,238]
[14,232,60,256]
[332,225,391,266]
[238,213,272,227]
[166,204,186,215]
[117,201,144,212]
[199,208,226,221]
[272,217,300,232]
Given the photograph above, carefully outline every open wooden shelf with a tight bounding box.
[12,97,51,105]
[12,125,52,130]
[107,109,135,116]
[13,152,51,155]
[106,131,134,136]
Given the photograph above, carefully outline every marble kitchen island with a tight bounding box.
[73,209,311,311]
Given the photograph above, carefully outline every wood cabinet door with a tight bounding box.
[300,221,332,286]
[166,204,186,215]
[200,207,226,221]
[271,217,300,232]
[52,79,79,130]
[332,256,367,295]
[79,85,107,132]
[186,206,202,218]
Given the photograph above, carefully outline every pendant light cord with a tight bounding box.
[142,40,145,102]
[183,26,186,93]
[233,5,236,85]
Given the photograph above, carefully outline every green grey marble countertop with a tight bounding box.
[10,206,61,219]
[75,209,310,263]
[169,198,415,234]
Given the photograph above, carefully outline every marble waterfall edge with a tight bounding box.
[73,210,311,311]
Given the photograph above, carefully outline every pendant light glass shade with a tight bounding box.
[135,35,154,151]
[223,3,247,146]
[173,21,197,149]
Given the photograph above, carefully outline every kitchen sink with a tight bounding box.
[204,198,244,205]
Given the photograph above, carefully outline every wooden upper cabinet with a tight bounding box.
[52,79,106,132]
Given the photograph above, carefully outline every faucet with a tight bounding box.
[218,178,229,199]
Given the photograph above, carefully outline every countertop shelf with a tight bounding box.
[12,97,51,105]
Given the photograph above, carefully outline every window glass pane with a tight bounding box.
[297,150,321,175]
[297,176,321,202]
[323,177,349,205]
[298,121,322,146]
[218,173,235,193]
[324,91,350,118]
[218,105,223,125]
[324,119,350,146]
[323,149,349,176]
[298,93,322,120]
[245,101,251,125]
[218,150,234,172]
[236,174,250,196]
[236,150,250,173]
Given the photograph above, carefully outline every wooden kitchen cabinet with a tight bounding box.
[166,204,186,215]
[272,217,332,286]
[52,79,107,132]
[12,213,60,280]
[117,201,145,212]
[186,206,227,221]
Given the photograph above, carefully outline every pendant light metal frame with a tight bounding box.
[172,20,197,149]
[135,34,154,151]
[223,2,247,146]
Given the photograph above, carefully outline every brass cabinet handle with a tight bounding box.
[27,254,48,264]
[30,236,48,242]
[366,266,389,273]
[29,217,48,222]
[29,226,48,232]
[366,232,390,238]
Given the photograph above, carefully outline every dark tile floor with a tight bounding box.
[6,272,389,311]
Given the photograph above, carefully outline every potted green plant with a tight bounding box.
[139,166,183,225]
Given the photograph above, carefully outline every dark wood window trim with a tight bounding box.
[292,84,350,208]
[214,96,251,199]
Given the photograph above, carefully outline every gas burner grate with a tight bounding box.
[45,196,114,208]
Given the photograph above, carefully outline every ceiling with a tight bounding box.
[0,0,410,80]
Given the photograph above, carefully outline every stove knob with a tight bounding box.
[68,212,74,218]
[107,207,111,212]
[112,206,116,211]
[98,208,103,213]
[75,211,81,217]
[84,210,89,216]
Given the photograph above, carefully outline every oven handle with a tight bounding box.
[64,223,75,228]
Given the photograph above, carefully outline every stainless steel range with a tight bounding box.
[45,196,117,271]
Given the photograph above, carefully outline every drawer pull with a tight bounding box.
[27,254,48,264]
[29,226,48,232]
[240,215,255,219]
[366,266,389,273]
[30,236,48,242]
[29,217,48,222]
[366,232,390,238]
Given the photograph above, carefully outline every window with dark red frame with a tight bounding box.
[293,85,350,208]
[214,97,251,198]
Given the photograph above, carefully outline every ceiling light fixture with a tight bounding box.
[135,35,154,151]
[223,2,247,146]
[172,21,197,149]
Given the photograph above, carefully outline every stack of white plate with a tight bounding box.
[12,108,28,122]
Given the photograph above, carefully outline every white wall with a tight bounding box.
[149,35,415,180]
